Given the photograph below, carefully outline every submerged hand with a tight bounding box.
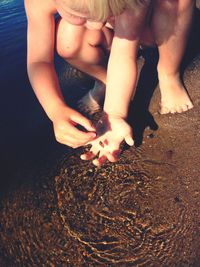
[80,113,134,166]
[52,105,96,148]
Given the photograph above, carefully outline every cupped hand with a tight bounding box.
[80,113,134,166]
[52,104,96,148]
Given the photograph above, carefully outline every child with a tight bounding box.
[25,0,194,167]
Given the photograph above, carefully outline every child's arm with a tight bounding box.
[104,5,149,118]
[81,4,150,166]
[24,0,96,148]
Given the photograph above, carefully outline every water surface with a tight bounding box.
[0,0,27,78]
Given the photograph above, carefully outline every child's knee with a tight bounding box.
[56,19,83,59]
[56,39,80,60]
[56,22,106,64]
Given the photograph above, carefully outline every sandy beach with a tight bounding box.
[0,2,200,266]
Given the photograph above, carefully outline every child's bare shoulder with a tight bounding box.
[25,0,58,63]
[24,0,56,18]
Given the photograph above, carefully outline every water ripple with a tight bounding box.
[0,0,27,71]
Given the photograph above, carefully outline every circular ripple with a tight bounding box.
[0,179,87,266]
[55,149,195,266]
[0,147,196,266]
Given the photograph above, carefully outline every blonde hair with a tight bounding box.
[62,0,144,21]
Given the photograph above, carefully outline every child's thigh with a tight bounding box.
[56,18,86,59]
[56,19,113,60]
[151,0,194,34]
[154,0,194,11]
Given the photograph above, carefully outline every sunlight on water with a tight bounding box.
[0,0,16,4]
[0,0,27,76]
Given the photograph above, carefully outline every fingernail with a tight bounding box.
[90,132,96,138]
[93,159,100,167]
[129,139,134,146]
[80,154,86,160]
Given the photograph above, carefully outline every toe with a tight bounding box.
[181,104,190,112]
[175,106,184,113]
[178,102,194,113]
[170,107,180,114]
[159,105,170,115]
[187,102,194,110]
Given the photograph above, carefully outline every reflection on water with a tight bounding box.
[0,0,27,77]
[0,143,200,266]
[0,0,63,195]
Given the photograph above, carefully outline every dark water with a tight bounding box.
[0,0,64,194]
[0,0,27,78]
[0,0,89,194]
[0,1,200,266]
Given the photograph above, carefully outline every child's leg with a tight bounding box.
[152,0,194,114]
[56,19,113,113]
[78,80,106,114]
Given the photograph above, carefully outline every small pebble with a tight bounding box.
[147,133,155,139]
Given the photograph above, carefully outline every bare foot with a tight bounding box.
[78,80,105,115]
[158,74,194,114]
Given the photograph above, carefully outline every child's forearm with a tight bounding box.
[27,62,66,120]
[103,37,138,119]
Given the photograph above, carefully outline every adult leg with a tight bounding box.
[152,0,194,114]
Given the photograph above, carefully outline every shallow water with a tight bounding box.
[0,1,200,266]
[0,139,200,266]
[0,0,68,191]
[0,0,27,78]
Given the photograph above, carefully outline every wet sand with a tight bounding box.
[0,3,200,267]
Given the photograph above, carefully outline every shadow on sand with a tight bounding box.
[0,6,200,267]
[127,7,200,147]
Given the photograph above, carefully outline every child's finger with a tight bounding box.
[67,126,96,143]
[80,144,100,160]
[92,150,109,166]
[80,151,96,160]
[111,149,121,159]
[106,152,119,163]
[71,113,96,132]
[92,155,107,167]
[124,135,134,146]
